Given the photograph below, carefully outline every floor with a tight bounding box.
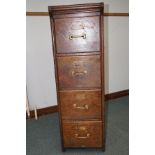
[26,96,129,155]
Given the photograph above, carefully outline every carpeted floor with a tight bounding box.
[26,96,129,155]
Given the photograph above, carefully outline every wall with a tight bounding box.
[26,0,129,109]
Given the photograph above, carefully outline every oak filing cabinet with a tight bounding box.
[48,3,105,151]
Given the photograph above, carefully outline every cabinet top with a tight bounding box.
[48,3,104,16]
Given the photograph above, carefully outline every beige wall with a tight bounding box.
[26,0,129,12]
[26,0,129,109]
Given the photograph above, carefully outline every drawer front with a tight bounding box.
[60,90,101,120]
[62,121,103,148]
[54,16,100,53]
[57,55,101,89]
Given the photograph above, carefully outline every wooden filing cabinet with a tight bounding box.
[48,3,105,151]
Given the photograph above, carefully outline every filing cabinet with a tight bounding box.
[48,3,105,151]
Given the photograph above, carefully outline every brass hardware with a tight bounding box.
[69,33,86,40]
[76,94,86,100]
[71,70,87,76]
[71,22,84,30]
[75,133,90,139]
[73,104,89,110]
[79,126,86,131]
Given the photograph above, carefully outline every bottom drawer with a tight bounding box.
[62,120,103,148]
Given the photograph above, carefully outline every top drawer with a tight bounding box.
[54,16,100,54]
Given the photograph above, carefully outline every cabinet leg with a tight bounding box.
[62,147,66,152]
[102,145,105,152]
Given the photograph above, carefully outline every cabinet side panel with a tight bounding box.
[100,6,105,150]
[49,16,65,151]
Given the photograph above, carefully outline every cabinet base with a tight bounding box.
[62,147,66,152]
[62,147,105,152]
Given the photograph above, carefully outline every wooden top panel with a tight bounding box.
[48,3,104,16]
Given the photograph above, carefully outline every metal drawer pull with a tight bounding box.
[72,70,87,76]
[73,104,89,110]
[75,133,90,139]
[79,126,86,131]
[69,33,86,40]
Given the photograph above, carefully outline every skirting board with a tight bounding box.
[27,105,58,119]
[105,89,129,101]
[27,89,129,119]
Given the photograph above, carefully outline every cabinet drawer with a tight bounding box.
[62,120,103,148]
[60,90,101,120]
[57,55,101,89]
[54,16,100,53]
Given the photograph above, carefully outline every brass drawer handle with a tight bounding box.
[69,33,86,40]
[73,104,89,110]
[79,126,86,131]
[75,133,90,139]
[72,70,87,76]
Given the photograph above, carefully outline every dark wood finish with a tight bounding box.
[26,12,129,16]
[59,90,101,120]
[100,9,105,150]
[49,13,65,151]
[49,3,104,151]
[56,51,100,56]
[54,16,100,53]
[105,89,129,100]
[52,12,100,19]
[57,55,101,89]
[49,3,104,16]
[62,120,103,148]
